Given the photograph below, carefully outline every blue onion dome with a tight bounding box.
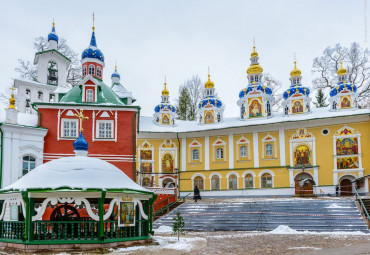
[48,21,59,42]
[154,103,176,113]
[283,86,310,100]
[330,82,357,97]
[199,97,223,108]
[239,83,273,99]
[73,132,89,151]
[111,66,120,79]
[81,29,105,63]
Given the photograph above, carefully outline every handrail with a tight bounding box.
[180,192,192,200]
[354,188,370,221]
[153,194,176,210]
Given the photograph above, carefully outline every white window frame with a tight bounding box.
[192,149,199,160]
[89,64,95,75]
[22,155,36,176]
[240,145,247,158]
[216,148,224,159]
[265,143,273,156]
[61,119,78,138]
[83,65,87,76]
[97,66,102,78]
[86,89,94,102]
[96,120,114,139]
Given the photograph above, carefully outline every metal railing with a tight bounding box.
[354,188,370,222]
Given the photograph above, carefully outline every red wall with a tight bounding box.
[39,107,137,180]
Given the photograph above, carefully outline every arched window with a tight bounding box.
[86,89,94,102]
[47,61,58,85]
[88,64,95,75]
[37,91,43,102]
[229,174,237,190]
[83,65,87,76]
[211,175,220,190]
[192,149,199,160]
[142,178,151,187]
[194,176,204,190]
[97,66,102,78]
[267,101,271,116]
[240,146,247,158]
[216,148,224,159]
[265,143,273,156]
[22,156,36,176]
[261,173,272,188]
[245,174,253,188]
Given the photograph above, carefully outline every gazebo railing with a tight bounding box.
[0,221,25,240]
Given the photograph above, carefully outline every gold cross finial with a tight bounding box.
[74,109,89,132]
[8,86,16,109]
[92,13,95,31]
[52,18,55,27]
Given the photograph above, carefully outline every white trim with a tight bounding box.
[226,171,239,190]
[259,169,274,188]
[181,138,186,171]
[209,173,222,190]
[253,132,259,167]
[192,173,206,190]
[205,136,209,170]
[229,133,234,169]
[279,128,286,166]
[96,119,114,139]
[242,170,256,189]
[61,118,78,138]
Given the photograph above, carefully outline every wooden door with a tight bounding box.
[340,179,353,196]
[295,173,314,196]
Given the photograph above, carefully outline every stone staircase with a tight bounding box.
[154,199,369,232]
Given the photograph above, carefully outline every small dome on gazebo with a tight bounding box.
[2,156,148,192]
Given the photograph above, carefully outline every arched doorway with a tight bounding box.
[162,178,175,188]
[340,178,353,196]
[295,172,314,196]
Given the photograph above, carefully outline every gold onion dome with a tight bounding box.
[205,74,214,88]
[290,61,302,77]
[162,82,169,96]
[251,46,258,58]
[337,60,347,76]
[247,46,263,74]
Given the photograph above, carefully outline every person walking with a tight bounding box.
[335,185,340,196]
[193,186,201,202]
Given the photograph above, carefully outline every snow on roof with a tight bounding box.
[54,87,71,94]
[0,109,38,127]
[2,156,151,192]
[139,107,370,133]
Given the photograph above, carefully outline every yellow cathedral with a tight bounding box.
[137,46,370,197]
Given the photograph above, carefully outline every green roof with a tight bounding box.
[60,78,126,106]
[35,49,71,62]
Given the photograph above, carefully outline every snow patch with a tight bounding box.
[154,225,173,233]
[269,225,368,236]
[270,225,299,234]
[326,203,353,209]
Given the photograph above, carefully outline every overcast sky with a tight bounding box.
[0,0,367,117]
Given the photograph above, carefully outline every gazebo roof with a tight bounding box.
[1,156,150,193]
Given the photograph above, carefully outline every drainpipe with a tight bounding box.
[176,132,181,199]
[0,124,3,188]
[133,108,140,182]
[31,103,41,127]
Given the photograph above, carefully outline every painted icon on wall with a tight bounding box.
[291,100,304,114]
[249,99,262,117]
[162,114,170,124]
[336,137,358,155]
[140,150,152,160]
[140,162,152,173]
[162,154,174,173]
[294,145,311,167]
[118,201,135,227]
[340,97,351,108]
[337,157,359,169]
[205,111,214,123]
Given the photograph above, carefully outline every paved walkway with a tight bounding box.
[295,243,370,255]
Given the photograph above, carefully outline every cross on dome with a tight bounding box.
[74,109,89,132]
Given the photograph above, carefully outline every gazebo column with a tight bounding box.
[98,191,106,240]
[22,192,34,241]
[148,195,157,235]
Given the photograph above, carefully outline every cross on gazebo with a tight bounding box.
[74,109,89,132]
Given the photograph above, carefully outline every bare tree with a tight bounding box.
[312,43,370,107]
[180,75,203,120]
[264,73,282,110]
[15,36,81,87]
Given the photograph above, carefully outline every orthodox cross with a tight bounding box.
[92,13,95,31]
[74,109,89,132]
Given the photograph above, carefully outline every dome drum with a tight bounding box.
[283,86,310,100]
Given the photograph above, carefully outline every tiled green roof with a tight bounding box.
[60,78,126,106]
